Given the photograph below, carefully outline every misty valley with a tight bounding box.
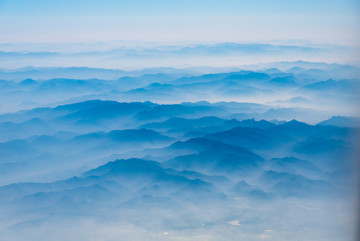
[0,63,358,241]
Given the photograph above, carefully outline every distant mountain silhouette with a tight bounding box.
[317,116,360,128]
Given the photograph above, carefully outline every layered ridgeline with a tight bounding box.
[0,103,358,240]
[0,64,359,241]
[0,61,358,118]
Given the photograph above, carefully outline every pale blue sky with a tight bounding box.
[0,0,359,45]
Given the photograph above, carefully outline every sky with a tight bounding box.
[0,0,359,45]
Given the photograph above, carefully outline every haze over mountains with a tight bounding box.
[0,98,358,240]
[0,59,358,120]
[0,41,359,241]
[0,42,357,69]
[1,0,360,238]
